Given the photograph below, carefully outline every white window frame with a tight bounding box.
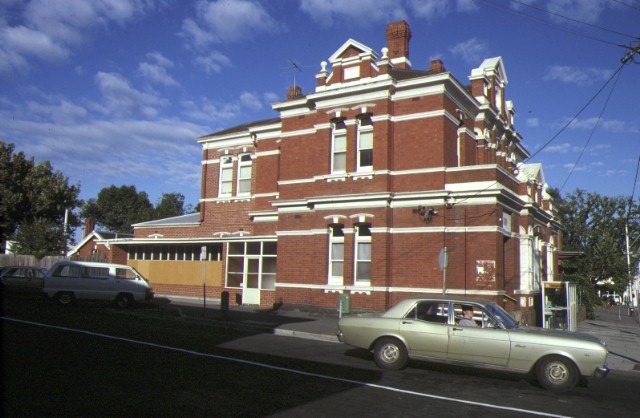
[237,153,252,196]
[331,124,347,174]
[328,225,344,285]
[354,224,371,285]
[357,119,373,172]
[219,155,234,197]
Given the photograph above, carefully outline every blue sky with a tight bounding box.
[2,0,639,216]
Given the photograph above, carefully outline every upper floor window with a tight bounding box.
[237,154,252,195]
[328,224,344,285]
[354,224,371,285]
[219,155,234,197]
[331,119,347,173]
[357,118,373,172]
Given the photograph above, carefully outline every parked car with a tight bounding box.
[0,266,47,294]
[337,297,609,392]
[43,261,153,308]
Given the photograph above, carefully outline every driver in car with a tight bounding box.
[459,305,478,327]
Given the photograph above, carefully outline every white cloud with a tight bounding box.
[449,38,489,64]
[138,51,179,87]
[194,51,231,74]
[543,65,612,86]
[547,0,607,25]
[543,142,572,153]
[300,0,407,26]
[239,91,262,110]
[95,71,168,117]
[182,0,284,49]
[526,117,540,128]
[0,0,154,76]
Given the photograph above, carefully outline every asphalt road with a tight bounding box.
[2,295,639,417]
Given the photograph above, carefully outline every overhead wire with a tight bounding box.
[611,0,640,13]
[509,0,637,40]
[470,0,630,48]
[558,66,625,191]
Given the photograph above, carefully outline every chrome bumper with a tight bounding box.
[594,364,610,378]
[336,330,344,343]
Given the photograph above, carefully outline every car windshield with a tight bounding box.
[485,303,519,329]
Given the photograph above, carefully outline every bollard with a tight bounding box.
[221,291,229,319]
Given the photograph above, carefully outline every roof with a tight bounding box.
[198,117,281,140]
[67,229,133,257]
[132,212,201,228]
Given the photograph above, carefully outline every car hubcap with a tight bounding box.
[381,344,399,363]
[546,362,568,384]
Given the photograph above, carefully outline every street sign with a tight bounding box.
[438,247,448,271]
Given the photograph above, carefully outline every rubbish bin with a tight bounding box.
[338,293,350,317]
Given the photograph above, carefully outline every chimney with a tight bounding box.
[428,59,446,73]
[385,20,412,70]
[84,218,96,238]
[287,85,303,100]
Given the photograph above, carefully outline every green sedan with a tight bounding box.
[337,297,609,392]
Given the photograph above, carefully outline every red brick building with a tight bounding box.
[108,21,561,322]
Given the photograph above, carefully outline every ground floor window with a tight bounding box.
[354,224,371,285]
[127,244,222,261]
[226,241,277,290]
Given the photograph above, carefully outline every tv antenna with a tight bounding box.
[288,59,302,89]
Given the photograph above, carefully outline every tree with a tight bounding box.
[154,192,186,219]
[552,188,640,318]
[81,185,154,233]
[13,218,67,259]
[0,142,82,254]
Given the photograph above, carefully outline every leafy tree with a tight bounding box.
[0,142,82,254]
[81,185,154,233]
[552,188,640,318]
[154,192,186,219]
[13,218,67,258]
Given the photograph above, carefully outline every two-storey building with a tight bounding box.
[104,21,560,323]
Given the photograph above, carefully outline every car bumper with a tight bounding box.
[337,330,344,343]
[594,364,610,378]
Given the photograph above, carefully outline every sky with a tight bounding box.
[1,0,639,221]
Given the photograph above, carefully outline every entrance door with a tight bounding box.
[242,257,260,305]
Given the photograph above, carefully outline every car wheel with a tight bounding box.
[373,337,408,370]
[536,355,579,392]
[57,292,75,306]
[114,293,134,308]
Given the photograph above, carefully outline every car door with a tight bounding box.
[447,303,510,367]
[398,301,450,359]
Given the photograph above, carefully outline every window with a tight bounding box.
[357,118,373,171]
[328,224,344,285]
[225,241,277,290]
[237,154,252,195]
[219,155,233,196]
[354,224,371,285]
[331,120,347,173]
[406,301,449,324]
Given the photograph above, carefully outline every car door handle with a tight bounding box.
[453,327,464,331]
[402,321,413,324]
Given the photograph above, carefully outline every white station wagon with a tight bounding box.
[337,297,609,392]
[43,261,153,308]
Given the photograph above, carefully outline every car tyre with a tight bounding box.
[536,355,579,392]
[373,337,408,370]
[114,293,134,308]
[57,292,75,306]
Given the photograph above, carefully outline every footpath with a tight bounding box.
[160,296,640,374]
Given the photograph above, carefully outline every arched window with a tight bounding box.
[237,153,252,195]
[354,223,371,285]
[328,224,344,285]
[219,155,233,197]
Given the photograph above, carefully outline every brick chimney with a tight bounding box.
[385,20,412,69]
[287,85,303,100]
[428,59,446,73]
[84,218,96,238]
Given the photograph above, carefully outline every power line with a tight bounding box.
[558,66,624,191]
[471,0,629,48]
[611,0,640,12]
[509,0,637,39]
[527,62,626,161]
